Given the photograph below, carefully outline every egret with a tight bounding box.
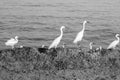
[89,42,102,51]
[41,44,45,48]
[49,26,65,49]
[89,42,93,50]
[20,45,23,48]
[73,20,87,45]
[96,46,102,51]
[88,42,96,53]
[62,43,66,48]
[5,36,19,49]
[88,42,101,58]
[107,34,120,49]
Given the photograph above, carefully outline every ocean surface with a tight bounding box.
[0,0,120,49]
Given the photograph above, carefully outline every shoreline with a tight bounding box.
[0,46,120,80]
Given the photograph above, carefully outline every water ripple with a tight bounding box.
[20,37,50,41]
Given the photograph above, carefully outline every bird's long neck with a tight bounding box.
[82,22,86,32]
[89,43,92,49]
[15,38,18,41]
[60,28,63,38]
[116,36,119,41]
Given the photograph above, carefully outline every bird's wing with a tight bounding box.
[73,31,84,43]
[107,40,118,49]
[49,37,60,49]
[6,38,15,43]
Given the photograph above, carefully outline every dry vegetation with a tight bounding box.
[0,46,120,80]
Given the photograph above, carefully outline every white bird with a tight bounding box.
[49,26,65,49]
[107,34,120,49]
[20,45,23,48]
[41,45,45,48]
[96,46,102,51]
[89,42,93,50]
[62,43,66,48]
[73,20,87,44]
[5,36,19,49]
[89,42,97,52]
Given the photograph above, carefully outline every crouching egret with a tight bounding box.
[20,45,23,48]
[49,26,65,49]
[73,20,88,45]
[5,36,19,49]
[107,34,120,49]
[96,46,102,51]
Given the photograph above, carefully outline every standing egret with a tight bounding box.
[89,42,93,50]
[49,26,65,49]
[5,36,19,49]
[107,34,120,49]
[62,43,66,48]
[88,42,96,53]
[73,20,87,45]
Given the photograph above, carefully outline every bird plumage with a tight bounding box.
[89,42,93,50]
[49,26,65,49]
[88,42,97,53]
[5,36,18,49]
[107,34,119,49]
[73,21,87,44]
